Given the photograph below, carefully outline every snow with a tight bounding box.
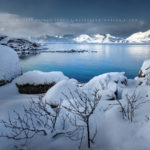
[31,30,150,44]
[1,76,150,150]
[16,70,68,85]
[73,30,150,44]
[0,81,40,150]
[43,79,79,106]
[83,72,127,99]
[126,30,150,43]
[0,45,22,84]
[44,72,126,104]
[1,58,150,149]
[0,35,41,52]
[135,59,150,85]
[139,59,150,76]
[74,34,92,43]
[73,34,124,44]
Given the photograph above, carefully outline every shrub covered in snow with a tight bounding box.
[83,72,127,100]
[1,83,101,149]
[43,79,79,106]
[15,71,69,94]
[0,45,22,86]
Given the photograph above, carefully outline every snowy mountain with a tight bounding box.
[34,34,124,44]
[126,30,150,43]
[34,30,150,44]
[35,34,76,43]
[1,30,150,48]
[73,34,124,44]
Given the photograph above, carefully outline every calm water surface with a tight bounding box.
[20,44,150,82]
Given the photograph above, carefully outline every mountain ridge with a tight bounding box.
[33,30,150,44]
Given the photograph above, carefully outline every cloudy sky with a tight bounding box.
[0,0,149,37]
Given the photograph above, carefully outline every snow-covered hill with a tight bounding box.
[126,30,150,43]
[0,34,41,52]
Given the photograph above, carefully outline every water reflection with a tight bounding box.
[20,44,150,82]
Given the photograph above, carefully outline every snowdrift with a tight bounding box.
[0,45,22,86]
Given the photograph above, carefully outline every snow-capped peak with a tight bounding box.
[28,30,150,44]
[73,34,123,44]
[126,30,150,43]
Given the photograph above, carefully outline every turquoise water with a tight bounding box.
[20,44,150,82]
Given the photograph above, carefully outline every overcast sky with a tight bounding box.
[0,0,149,37]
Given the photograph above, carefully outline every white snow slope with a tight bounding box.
[74,34,124,44]
[126,30,150,43]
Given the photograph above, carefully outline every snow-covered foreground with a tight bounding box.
[1,68,150,150]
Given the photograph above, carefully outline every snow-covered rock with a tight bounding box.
[126,30,150,43]
[15,71,69,94]
[0,35,40,52]
[43,79,79,106]
[139,59,150,77]
[16,71,68,85]
[83,72,127,100]
[136,59,150,85]
[0,45,22,85]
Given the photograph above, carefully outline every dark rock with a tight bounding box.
[0,80,6,86]
[16,82,56,94]
[138,70,145,78]
[50,104,58,109]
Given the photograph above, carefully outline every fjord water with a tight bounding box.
[20,44,150,82]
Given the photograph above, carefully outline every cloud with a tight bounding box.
[0,13,149,37]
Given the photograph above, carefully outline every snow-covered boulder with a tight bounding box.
[16,71,69,94]
[0,45,22,86]
[138,59,150,78]
[43,79,79,107]
[136,59,150,85]
[83,72,127,100]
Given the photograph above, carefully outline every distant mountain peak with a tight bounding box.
[73,34,124,44]
[126,30,150,43]
[30,30,150,44]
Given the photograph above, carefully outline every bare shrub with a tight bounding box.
[116,88,150,122]
[143,74,150,85]
[0,97,61,141]
[0,89,101,149]
[62,89,101,149]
